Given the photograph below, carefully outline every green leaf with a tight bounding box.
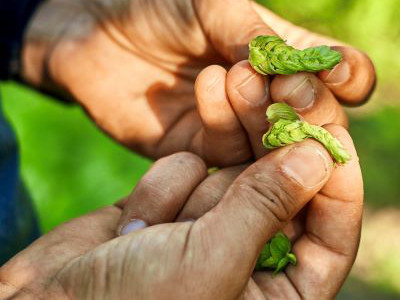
[266,103,300,123]
[287,253,297,266]
[255,232,297,274]
[274,257,290,275]
[269,232,291,260]
[255,243,272,270]
[258,243,271,262]
[262,255,280,268]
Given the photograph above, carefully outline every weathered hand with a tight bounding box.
[116,125,363,300]
[22,0,375,165]
[0,125,361,299]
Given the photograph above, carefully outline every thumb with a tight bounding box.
[194,0,276,62]
[195,139,333,289]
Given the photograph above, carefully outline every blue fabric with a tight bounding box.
[0,97,39,265]
[0,0,45,264]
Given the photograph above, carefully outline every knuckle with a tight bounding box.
[238,173,297,224]
[241,22,272,44]
[159,152,207,178]
[168,151,206,169]
[138,177,174,203]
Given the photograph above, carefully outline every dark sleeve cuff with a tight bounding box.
[0,0,44,80]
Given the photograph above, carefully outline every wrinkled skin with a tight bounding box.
[23,0,376,165]
[0,125,363,300]
[5,1,368,298]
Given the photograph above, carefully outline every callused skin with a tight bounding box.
[1,124,362,300]
[21,0,375,166]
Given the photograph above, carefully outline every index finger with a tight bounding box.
[117,152,207,235]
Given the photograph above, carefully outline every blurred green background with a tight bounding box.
[1,0,400,298]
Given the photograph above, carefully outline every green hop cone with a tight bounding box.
[262,103,351,164]
[249,35,342,75]
[255,232,297,274]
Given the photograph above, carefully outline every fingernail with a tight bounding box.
[284,76,315,109]
[281,145,329,188]
[237,73,267,105]
[120,219,148,235]
[322,61,350,84]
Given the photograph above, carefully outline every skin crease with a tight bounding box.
[3,0,367,298]
[22,0,376,166]
[0,125,362,300]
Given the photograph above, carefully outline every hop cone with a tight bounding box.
[249,35,342,75]
[262,103,351,164]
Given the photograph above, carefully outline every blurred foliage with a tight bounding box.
[1,83,151,232]
[1,0,400,297]
[338,276,400,300]
[351,108,400,208]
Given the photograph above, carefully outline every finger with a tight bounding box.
[239,279,266,300]
[286,125,363,299]
[253,125,362,300]
[194,0,276,63]
[253,272,301,300]
[117,152,207,235]
[177,164,305,241]
[191,65,252,166]
[281,207,307,243]
[318,46,376,105]
[195,138,334,294]
[176,165,247,221]
[252,2,376,105]
[226,61,271,159]
[270,72,348,128]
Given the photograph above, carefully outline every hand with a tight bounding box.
[1,126,362,300]
[22,0,375,165]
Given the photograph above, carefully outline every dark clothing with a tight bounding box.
[0,100,40,264]
[0,0,43,80]
[0,0,43,264]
